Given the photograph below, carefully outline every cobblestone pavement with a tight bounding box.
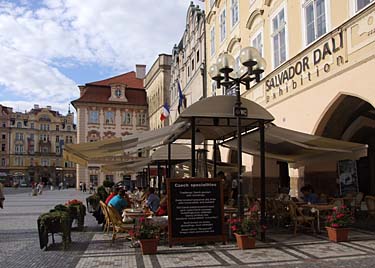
[1,189,375,267]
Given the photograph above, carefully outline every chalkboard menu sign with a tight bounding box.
[167,178,225,246]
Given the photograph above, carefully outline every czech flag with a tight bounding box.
[160,102,170,121]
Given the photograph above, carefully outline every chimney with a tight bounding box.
[135,64,146,79]
[34,104,39,109]
[47,106,52,110]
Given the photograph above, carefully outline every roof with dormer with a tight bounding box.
[71,71,147,107]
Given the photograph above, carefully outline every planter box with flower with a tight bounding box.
[228,217,258,249]
[66,200,86,230]
[130,217,160,255]
[325,205,354,242]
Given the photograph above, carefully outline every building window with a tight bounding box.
[67,125,71,131]
[211,81,217,96]
[56,146,60,154]
[123,112,133,125]
[252,32,263,56]
[15,157,23,166]
[105,111,114,124]
[231,0,239,27]
[220,9,226,42]
[304,0,327,45]
[106,175,114,182]
[356,0,373,11]
[56,125,59,131]
[1,144,5,152]
[115,88,122,97]
[56,136,59,142]
[196,50,200,62]
[191,59,194,71]
[41,159,49,166]
[137,113,147,126]
[17,122,22,128]
[272,8,287,68]
[15,133,24,141]
[2,134,5,139]
[30,123,34,129]
[1,158,5,166]
[210,27,215,55]
[89,111,99,124]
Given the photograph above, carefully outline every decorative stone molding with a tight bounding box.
[227,37,242,53]
[246,9,264,30]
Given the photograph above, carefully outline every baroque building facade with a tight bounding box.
[205,0,375,196]
[0,105,12,180]
[71,66,148,187]
[169,2,206,124]
[144,54,172,130]
[0,104,76,186]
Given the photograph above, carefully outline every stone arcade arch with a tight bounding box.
[312,94,375,195]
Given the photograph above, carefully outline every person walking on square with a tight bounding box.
[83,182,87,192]
[79,181,83,191]
[0,182,5,209]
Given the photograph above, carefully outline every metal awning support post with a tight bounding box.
[213,140,217,178]
[167,142,171,178]
[147,164,151,186]
[157,161,162,197]
[191,117,196,177]
[259,120,266,242]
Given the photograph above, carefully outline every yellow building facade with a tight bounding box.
[206,0,375,196]
[144,54,172,130]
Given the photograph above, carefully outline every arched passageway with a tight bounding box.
[314,94,375,195]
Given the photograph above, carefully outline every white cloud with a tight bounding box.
[0,0,204,113]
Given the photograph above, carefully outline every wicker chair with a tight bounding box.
[365,196,375,218]
[107,206,134,244]
[287,201,315,235]
[99,201,112,234]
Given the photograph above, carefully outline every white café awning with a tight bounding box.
[222,125,367,167]
[63,122,189,166]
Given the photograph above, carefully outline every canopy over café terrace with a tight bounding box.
[64,95,368,242]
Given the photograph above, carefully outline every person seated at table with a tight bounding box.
[105,187,119,205]
[146,188,160,213]
[300,185,320,204]
[108,189,128,214]
[155,195,168,216]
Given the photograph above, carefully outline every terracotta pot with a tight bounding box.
[139,238,158,255]
[234,233,256,249]
[326,227,350,242]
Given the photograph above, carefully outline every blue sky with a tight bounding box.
[0,0,204,114]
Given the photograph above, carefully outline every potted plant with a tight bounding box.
[325,205,354,242]
[131,217,160,255]
[228,217,258,249]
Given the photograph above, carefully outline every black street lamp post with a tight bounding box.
[209,48,266,218]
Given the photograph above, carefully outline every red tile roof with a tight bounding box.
[72,86,147,106]
[72,71,147,107]
[87,71,143,89]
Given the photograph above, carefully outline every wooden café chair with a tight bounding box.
[287,201,316,235]
[107,206,134,245]
[99,200,112,235]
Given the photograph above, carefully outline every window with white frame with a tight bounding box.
[15,157,23,166]
[303,0,327,45]
[123,112,133,125]
[220,9,226,42]
[211,81,217,96]
[231,0,239,27]
[41,159,49,166]
[272,8,287,68]
[89,111,99,123]
[210,27,215,55]
[356,0,373,12]
[252,32,263,56]
[105,111,114,124]
[137,113,147,126]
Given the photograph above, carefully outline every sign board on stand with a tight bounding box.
[166,178,225,247]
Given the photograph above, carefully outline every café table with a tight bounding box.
[300,203,335,232]
[122,208,152,222]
